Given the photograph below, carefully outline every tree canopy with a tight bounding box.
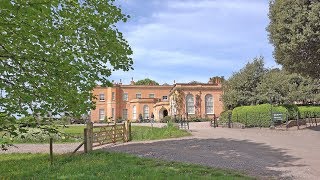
[267,0,320,79]
[135,78,159,85]
[222,57,320,108]
[0,0,133,117]
[222,57,266,108]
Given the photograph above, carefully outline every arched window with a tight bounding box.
[186,94,194,114]
[143,105,149,119]
[132,105,136,120]
[205,94,213,114]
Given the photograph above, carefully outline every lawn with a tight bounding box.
[5,123,191,143]
[0,151,253,179]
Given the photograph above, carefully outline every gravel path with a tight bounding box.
[102,122,320,180]
[1,122,319,180]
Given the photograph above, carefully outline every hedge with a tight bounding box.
[231,104,288,127]
[298,106,320,118]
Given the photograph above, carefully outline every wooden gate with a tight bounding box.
[84,121,131,153]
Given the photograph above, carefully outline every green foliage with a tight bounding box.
[231,104,288,127]
[0,152,252,179]
[0,0,132,149]
[218,110,232,124]
[0,1,132,117]
[298,106,320,118]
[267,0,320,79]
[135,78,159,85]
[223,57,319,108]
[281,104,299,120]
[222,57,266,108]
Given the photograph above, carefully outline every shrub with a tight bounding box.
[218,110,232,124]
[281,104,299,120]
[232,104,288,127]
[298,106,320,118]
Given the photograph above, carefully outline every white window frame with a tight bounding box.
[149,93,155,98]
[205,94,214,114]
[123,93,128,101]
[143,105,149,119]
[186,94,195,114]
[99,93,105,101]
[111,108,115,120]
[99,109,105,120]
[132,105,136,120]
[112,92,115,101]
[123,109,128,120]
[136,93,141,99]
[162,96,168,101]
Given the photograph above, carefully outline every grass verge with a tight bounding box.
[5,124,191,143]
[0,151,253,179]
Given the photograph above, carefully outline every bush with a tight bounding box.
[218,110,232,124]
[298,106,320,118]
[232,104,288,127]
[281,104,299,120]
[160,116,173,123]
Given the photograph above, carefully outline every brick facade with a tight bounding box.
[91,79,224,122]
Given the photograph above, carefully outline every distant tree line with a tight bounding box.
[222,57,320,109]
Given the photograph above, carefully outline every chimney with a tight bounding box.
[130,77,135,85]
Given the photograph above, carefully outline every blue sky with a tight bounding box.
[110,0,277,85]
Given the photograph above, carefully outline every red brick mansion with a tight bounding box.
[90,78,224,122]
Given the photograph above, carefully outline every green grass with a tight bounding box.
[0,151,253,179]
[5,124,191,144]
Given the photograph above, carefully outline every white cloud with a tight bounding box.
[113,0,276,83]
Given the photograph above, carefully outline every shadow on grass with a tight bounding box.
[103,138,305,179]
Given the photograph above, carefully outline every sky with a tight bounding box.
[110,0,278,85]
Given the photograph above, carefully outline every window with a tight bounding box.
[149,93,155,98]
[143,105,149,119]
[123,93,128,101]
[99,93,105,101]
[112,108,115,120]
[132,105,136,119]
[205,94,214,114]
[136,93,141,99]
[162,96,168,101]
[112,92,115,101]
[186,94,195,114]
[123,109,128,120]
[99,109,105,120]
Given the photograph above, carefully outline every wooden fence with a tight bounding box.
[83,121,131,153]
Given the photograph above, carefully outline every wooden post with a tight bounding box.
[296,114,300,130]
[49,138,53,165]
[84,128,88,153]
[129,122,132,141]
[286,113,288,130]
[86,122,93,152]
[112,124,116,143]
[122,122,126,143]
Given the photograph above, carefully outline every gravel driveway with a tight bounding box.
[102,122,320,180]
[1,122,319,179]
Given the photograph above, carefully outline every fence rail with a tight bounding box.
[84,121,131,153]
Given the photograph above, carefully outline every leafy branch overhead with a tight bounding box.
[0,0,133,117]
[267,0,320,79]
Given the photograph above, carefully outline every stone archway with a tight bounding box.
[159,107,168,120]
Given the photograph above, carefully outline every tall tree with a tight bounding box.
[0,0,133,117]
[267,0,320,79]
[222,57,266,108]
[135,78,159,85]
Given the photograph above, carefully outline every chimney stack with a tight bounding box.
[130,77,135,85]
